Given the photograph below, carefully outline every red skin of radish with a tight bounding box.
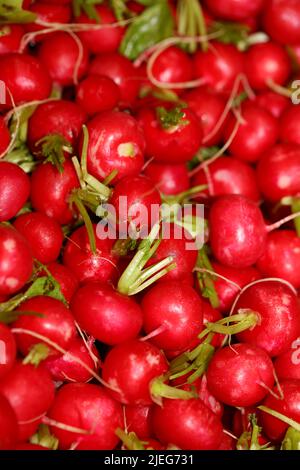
[235,281,300,357]
[43,336,100,383]
[38,0,71,4]
[144,162,189,196]
[124,405,153,439]
[63,224,118,284]
[212,262,261,314]
[30,160,80,225]
[194,42,244,95]
[0,394,18,450]
[27,100,87,155]
[14,296,77,357]
[0,362,54,441]
[102,340,169,405]
[0,225,33,296]
[76,5,124,54]
[192,156,260,203]
[0,53,51,108]
[71,282,143,345]
[83,111,145,184]
[38,32,89,86]
[150,46,193,91]
[45,262,79,304]
[0,117,10,155]
[0,324,16,380]
[263,0,300,45]
[204,0,265,21]
[138,107,202,164]
[25,3,71,38]
[256,143,300,203]
[207,343,274,407]
[152,398,223,450]
[257,230,300,288]
[279,105,300,146]
[48,383,123,450]
[254,91,290,119]
[183,88,227,146]
[217,432,235,450]
[141,280,203,351]
[14,443,47,450]
[232,406,260,437]
[245,42,291,91]
[274,337,300,381]
[223,102,279,163]
[261,380,300,441]
[209,195,267,269]
[76,75,120,116]
[0,162,30,222]
[89,53,139,108]
[13,212,63,264]
[0,24,25,54]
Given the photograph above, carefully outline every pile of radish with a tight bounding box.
[1,0,300,451]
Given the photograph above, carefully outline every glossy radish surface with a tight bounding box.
[0,324,16,380]
[275,337,300,382]
[144,162,190,196]
[0,393,18,450]
[76,75,120,116]
[0,162,30,222]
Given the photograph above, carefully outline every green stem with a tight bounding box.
[196,246,220,308]
[150,376,196,402]
[115,429,145,451]
[68,193,97,255]
[258,406,300,432]
[291,197,300,237]
[23,343,50,367]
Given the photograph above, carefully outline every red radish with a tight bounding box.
[25,3,71,38]
[223,102,279,163]
[83,111,145,184]
[217,432,235,450]
[207,343,274,407]
[71,282,143,345]
[14,443,47,450]
[138,106,202,164]
[204,0,265,21]
[152,398,223,450]
[124,405,153,439]
[45,262,79,303]
[0,362,54,441]
[209,195,267,268]
[261,380,300,441]
[27,100,87,155]
[192,156,260,202]
[30,160,79,225]
[235,280,300,357]
[279,105,300,146]
[43,336,100,383]
[0,117,10,155]
[76,75,120,116]
[183,88,227,146]
[0,324,16,380]
[144,162,189,196]
[89,53,139,108]
[263,0,300,45]
[102,340,168,405]
[141,280,203,351]
[150,46,193,90]
[39,0,71,4]
[76,5,124,54]
[274,337,300,381]
[257,230,300,288]
[0,224,33,296]
[257,143,300,203]
[254,91,290,118]
[14,296,77,357]
[13,212,63,264]
[0,24,25,54]
[38,32,89,86]
[63,224,118,284]
[194,42,244,94]
[0,162,30,222]
[48,383,123,450]
[245,42,291,91]
[233,406,259,437]
[212,262,260,314]
[0,394,18,450]
[0,53,51,107]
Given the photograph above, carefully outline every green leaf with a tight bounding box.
[25,276,67,305]
[72,0,103,21]
[0,0,37,23]
[120,1,174,60]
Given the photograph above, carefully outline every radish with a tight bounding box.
[0,324,16,380]
[141,280,203,351]
[44,262,79,304]
[0,393,18,450]
[83,110,145,184]
[0,162,30,222]
[0,117,10,155]
[48,383,123,450]
[235,280,300,357]
[144,162,190,196]
[204,0,265,21]
[124,405,153,439]
[13,212,63,264]
[25,2,71,39]
[206,343,275,407]
[263,0,300,45]
[71,282,143,345]
[274,337,300,381]
[14,443,47,450]
[0,24,25,54]
[0,361,54,441]
[14,295,77,357]
[254,91,290,118]
[279,105,300,146]
[38,32,89,86]
[0,224,33,296]
[76,75,120,117]
[152,398,223,450]
[150,46,193,90]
